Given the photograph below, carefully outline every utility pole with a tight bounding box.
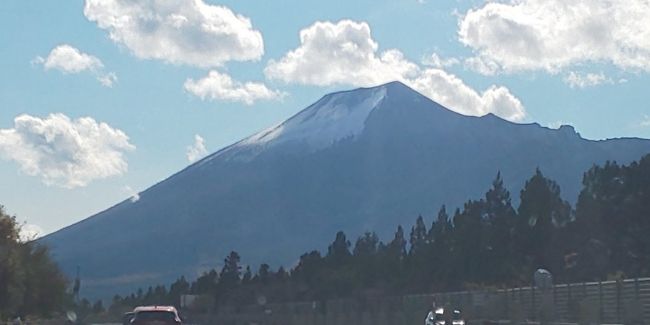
[72,265,81,303]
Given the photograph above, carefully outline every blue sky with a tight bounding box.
[1,0,650,237]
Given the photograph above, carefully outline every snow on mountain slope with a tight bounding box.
[199,85,388,164]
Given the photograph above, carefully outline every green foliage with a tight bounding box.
[0,206,70,319]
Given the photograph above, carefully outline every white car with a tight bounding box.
[425,307,465,325]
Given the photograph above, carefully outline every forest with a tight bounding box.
[106,154,650,312]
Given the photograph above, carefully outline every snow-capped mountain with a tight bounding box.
[41,81,650,299]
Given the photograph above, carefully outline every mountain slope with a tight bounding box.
[41,81,650,298]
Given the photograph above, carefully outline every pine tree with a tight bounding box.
[219,251,242,289]
[409,215,428,255]
[242,266,252,285]
[326,231,351,266]
[517,168,572,279]
[484,172,519,283]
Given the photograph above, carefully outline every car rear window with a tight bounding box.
[134,311,176,321]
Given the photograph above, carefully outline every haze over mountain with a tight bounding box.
[41,81,650,299]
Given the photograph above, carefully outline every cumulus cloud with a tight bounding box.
[0,114,135,188]
[84,0,264,67]
[19,224,44,241]
[265,20,419,86]
[458,0,650,74]
[563,71,613,89]
[34,44,117,87]
[410,69,525,121]
[184,71,285,105]
[265,20,526,121]
[186,134,208,163]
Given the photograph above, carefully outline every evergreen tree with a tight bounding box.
[242,266,252,285]
[426,206,453,290]
[452,200,488,285]
[326,231,351,266]
[257,264,271,285]
[409,215,428,255]
[353,232,379,257]
[219,251,242,289]
[484,172,519,283]
[517,169,572,279]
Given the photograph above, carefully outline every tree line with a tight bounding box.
[109,154,650,312]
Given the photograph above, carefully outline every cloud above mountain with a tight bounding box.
[84,0,264,67]
[186,134,208,163]
[265,20,419,86]
[34,44,117,87]
[458,0,650,74]
[265,20,525,121]
[0,114,134,188]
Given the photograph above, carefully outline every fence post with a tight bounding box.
[552,284,557,321]
[530,284,537,320]
[503,289,508,320]
[598,280,603,323]
[616,279,622,323]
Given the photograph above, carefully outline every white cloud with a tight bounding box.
[123,185,140,202]
[547,121,566,129]
[97,72,118,87]
[184,70,285,105]
[34,44,117,87]
[0,114,135,188]
[422,52,460,68]
[563,71,613,89]
[410,69,525,121]
[84,0,264,67]
[642,115,650,127]
[458,0,650,74]
[265,20,526,121]
[19,224,43,241]
[265,20,419,87]
[186,134,208,163]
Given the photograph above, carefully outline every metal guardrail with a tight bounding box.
[201,277,650,324]
[422,277,650,324]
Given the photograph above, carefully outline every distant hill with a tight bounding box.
[40,81,650,299]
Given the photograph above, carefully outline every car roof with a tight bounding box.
[134,305,178,313]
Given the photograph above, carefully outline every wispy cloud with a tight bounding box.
[563,72,613,89]
[642,115,650,127]
[422,52,460,68]
[186,134,208,163]
[123,185,140,203]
